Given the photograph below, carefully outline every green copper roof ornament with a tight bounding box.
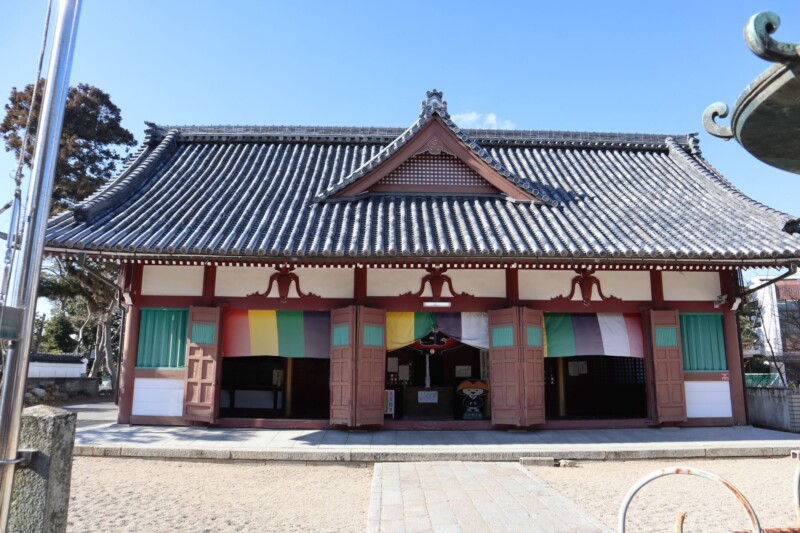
[704,11,800,174]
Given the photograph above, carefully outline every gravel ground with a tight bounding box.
[530,457,798,533]
[67,457,373,533]
[68,456,799,532]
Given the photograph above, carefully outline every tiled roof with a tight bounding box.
[45,92,800,266]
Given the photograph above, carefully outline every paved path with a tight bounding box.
[367,462,611,533]
[60,399,118,429]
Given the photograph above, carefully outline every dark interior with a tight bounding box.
[544,356,647,420]
[386,342,485,420]
[220,356,331,419]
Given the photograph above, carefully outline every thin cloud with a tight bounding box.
[451,111,515,130]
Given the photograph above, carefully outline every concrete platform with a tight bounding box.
[73,423,800,463]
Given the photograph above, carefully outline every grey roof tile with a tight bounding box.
[45,113,800,266]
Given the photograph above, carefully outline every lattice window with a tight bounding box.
[377,152,491,189]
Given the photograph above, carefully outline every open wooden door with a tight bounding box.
[355,307,386,426]
[650,310,687,423]
[183,306,222,424]
[330,306,385,427]
[521,308,545,426]
[489,308,523,426]
[330,306,357,426]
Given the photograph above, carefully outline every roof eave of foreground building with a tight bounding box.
[42,247,800,270]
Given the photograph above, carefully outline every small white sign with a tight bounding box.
[568,361,588,376]
[384,390,395,415]
[387,357,399,373]
[479,349,489,380]
[455,365,472,378]
[418,390,439,403]
[398,365,410,381]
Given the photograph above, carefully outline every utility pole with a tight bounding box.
[0,1,82,530]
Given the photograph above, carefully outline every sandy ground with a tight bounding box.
[67,457,373,533]
[530,457,798,533]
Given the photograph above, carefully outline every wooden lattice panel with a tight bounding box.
[371,152,499,193]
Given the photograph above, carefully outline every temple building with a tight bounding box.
[45,90,800,429]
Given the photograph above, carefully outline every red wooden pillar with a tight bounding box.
[650,270,664,310]
[201,265,216,306]
[720,270,747,425]
[505,268,519,307]
[117,264,142,424]
[354,267,367,305]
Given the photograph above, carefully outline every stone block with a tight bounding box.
[519,456,555,466]
[558,459,577,467]
[9,405,76,533]
[705,447,772,458]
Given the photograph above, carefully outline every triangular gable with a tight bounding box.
[316,90,541,202]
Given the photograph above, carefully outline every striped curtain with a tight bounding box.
[544,313,644,358]
[435,312,490,350]
[222,310,331,359]
[386,312,436,351]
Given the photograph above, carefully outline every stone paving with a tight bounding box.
[61,401,800,462]
[367,462,611,533]
[72,421,800,462]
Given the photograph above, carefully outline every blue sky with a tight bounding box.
[2,1,799,285]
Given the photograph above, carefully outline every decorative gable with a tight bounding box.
[317,90,540,202]
[371,149,500,194]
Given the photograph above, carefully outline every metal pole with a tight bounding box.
[0,1,81,529]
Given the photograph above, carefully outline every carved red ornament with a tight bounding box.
[551,268,620,306]
[248,266,319,303]
[402,266,469,301]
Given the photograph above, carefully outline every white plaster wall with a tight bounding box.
[519,271,576,300]
[131,378,184,417]
[662,271,721,301]
[519,270,650,301]
[447,269,505,298]
[294,267,353,298]
[593,271,651,301]
[215,267,354,298]
[215,267,266,297]
[367,269,429,297]
[684,381,732,418]
[141,265,204,296]
[27,362,85,378]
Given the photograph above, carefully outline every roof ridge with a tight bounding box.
[142,123,690,147]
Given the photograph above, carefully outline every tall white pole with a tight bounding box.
[0,1,81,529]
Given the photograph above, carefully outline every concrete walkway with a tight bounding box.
[61,401,800,462]
[72,422,800,462]
[367,462,611,532]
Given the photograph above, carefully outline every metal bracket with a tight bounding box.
[0,449,35,468]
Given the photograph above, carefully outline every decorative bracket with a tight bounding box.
[401,266,471,301]
[745,11,800,62]
[703,102,734,139]
[247,266,319,303]
[551,268,620,306]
